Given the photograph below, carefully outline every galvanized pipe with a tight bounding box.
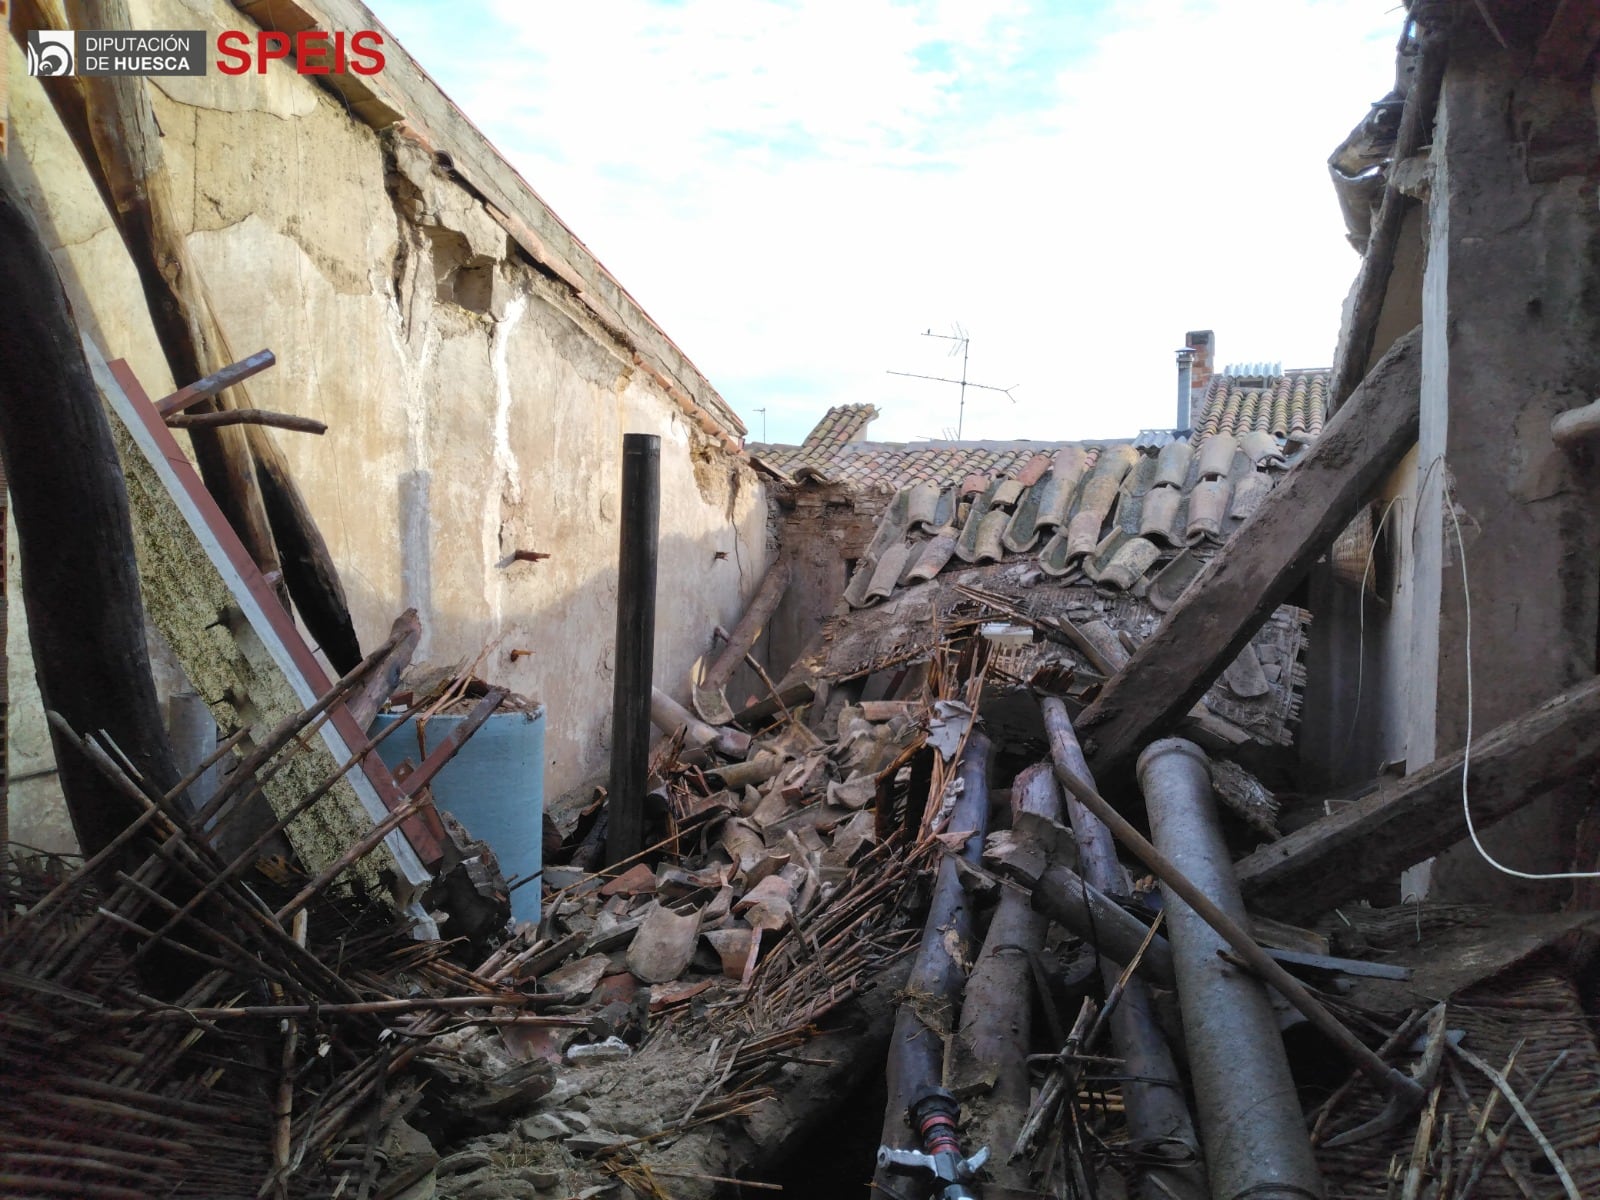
[1043,698,1205,1200]
[876,731,992,1188]
[1139,738,1323,1200]
[1176,347,1196,431]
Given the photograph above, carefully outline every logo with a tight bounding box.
[216,30,385,76]
[21,26,383,79]
[26,30,75,76]
[25,30,208,76]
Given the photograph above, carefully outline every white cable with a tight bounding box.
[1448,482,1600,880]
[1342,495,1401,759]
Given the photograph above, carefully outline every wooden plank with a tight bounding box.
[155,350,276,417]
[1237,675,1600,922]
[1077,326,1422,780]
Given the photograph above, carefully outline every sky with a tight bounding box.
[369,1,1402,446]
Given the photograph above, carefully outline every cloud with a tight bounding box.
[373,0,1401,444]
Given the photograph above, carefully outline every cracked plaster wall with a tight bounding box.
[6,0,767,849]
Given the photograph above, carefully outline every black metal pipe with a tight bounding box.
[607,433,659,866]
[1139,738,1323,1200]
[876,730,992,1186]
[1042,698,1205,1200]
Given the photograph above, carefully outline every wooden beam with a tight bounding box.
[0,154,181,858]
[1328,18,1445,409]
[32,3,363,664]
[166,410,326,435]
[1078,327,1422,780]
[1534,0,1600,77]
[693,556,790,724]
[58,0,284,601]
[1236,675,1600,923]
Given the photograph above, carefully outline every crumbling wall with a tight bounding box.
[767,482,887,680]
[4,0,766,848]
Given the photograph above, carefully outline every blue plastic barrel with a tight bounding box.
[371,705,545,924]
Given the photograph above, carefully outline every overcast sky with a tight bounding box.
[370,1,1401,446]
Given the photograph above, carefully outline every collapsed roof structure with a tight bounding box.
[3,1,1600,1199]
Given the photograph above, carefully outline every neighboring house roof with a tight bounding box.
[749,368,1329,488]
[1195,369,1329,445]
[776,368,1330,751]
[749,417,1074,489]
[841,432,1296,612]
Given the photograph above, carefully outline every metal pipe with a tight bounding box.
[1176,347,1196,431]
[1043,698,1205,1200]
[876,731,992,1189]
[608,434,660,865]
[1139,738,1324,1200]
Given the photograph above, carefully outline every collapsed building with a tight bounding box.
[3,1,1600,1199]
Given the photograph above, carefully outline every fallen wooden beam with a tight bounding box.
[693,557,791,725]
[876,732,991,1187]
[1078,326,1422,780]
[1237,675,1600,922]
[344,611,423,731]
[954,763,1056,1194]
[731,682,814,730]
[249,424,365,675]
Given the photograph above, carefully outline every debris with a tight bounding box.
[567,1038,635,1064]
[625,903,703,983]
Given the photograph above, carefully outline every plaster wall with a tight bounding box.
[5,0,766,851]
[1409,35,1600,909]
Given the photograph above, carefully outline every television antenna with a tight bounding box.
[754,407,767,441]
[887,325,1017,440]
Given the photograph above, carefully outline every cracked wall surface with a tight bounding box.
[6,0,767,850]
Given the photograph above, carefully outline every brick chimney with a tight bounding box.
[1185,330,1215,417]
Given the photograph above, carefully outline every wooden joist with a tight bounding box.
[1078,326,1422,781]
[0,154,182,858]
[1237,675,1600,923]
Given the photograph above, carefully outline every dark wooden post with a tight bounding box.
[0,155,181,856]
[607,434,660,866]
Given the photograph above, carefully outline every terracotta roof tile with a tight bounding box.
[1194,369,1330,446]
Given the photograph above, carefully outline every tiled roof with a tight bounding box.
[752,404,1078,487]
[751,369,1327,489]
[841,430,1303,610]
[750,429,1079,489]
[1193,369,1328,445]
[800,404,879,451]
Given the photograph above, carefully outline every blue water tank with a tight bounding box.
[371,706,545,924]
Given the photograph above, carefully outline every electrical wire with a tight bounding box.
[1448,480,1600,881]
